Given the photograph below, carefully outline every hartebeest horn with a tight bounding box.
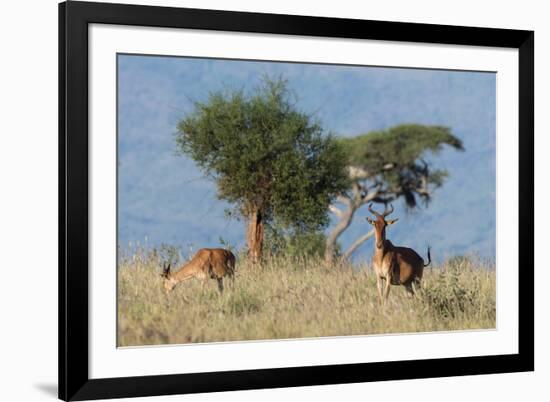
[368,203,382,218]
[368,203,395,219]
[382,203,394,217]
[161,262,171,277]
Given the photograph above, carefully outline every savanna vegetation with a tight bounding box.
[118,75,495,346]
[117,246,495,346]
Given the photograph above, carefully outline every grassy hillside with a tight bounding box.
[117,251,495,347]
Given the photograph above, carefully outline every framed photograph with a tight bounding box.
[59,1,534,400]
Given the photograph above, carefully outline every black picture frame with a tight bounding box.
[59,1,534,400]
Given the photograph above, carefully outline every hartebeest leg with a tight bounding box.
[376,276,384,303]
[217,278,224,294]
[404,283,415,298]
[383,275,391,301]
[412,277,422,293]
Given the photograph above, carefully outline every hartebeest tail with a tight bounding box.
[161,248,235,295]
[424,246,432,267]
[366,204,429,302]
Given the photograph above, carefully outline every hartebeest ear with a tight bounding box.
[160,262,171,277]
[386,218,399,225]
[366,217,375,225]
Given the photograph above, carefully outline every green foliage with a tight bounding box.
[264,224,336,259]
[420,257,491,319]
[422,268,471,318]
[338,124,464,207]
[341,124,463,168]
[286,232,329,259]
[175,76,349,232]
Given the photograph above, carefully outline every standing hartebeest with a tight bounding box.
[160,248,236,295]
[365,204,431,302]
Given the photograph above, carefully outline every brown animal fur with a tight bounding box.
[161,248,236,295]
[366,204,430,302]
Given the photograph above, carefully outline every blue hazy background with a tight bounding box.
[118,54,496,262]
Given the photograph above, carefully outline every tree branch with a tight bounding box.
[347,165,371,180]
[358,183,383,206]
[328,205,343,217]
[324,205,356,265]
[336,194,352,207]
[342,229,375,260]
[351,181,363,204]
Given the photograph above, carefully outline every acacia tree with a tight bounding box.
[324,124,464,264]
[176,77,348,263]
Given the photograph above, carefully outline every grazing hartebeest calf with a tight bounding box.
[365,204,431,302]
[160,248,236,295]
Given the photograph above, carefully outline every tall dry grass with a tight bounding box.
[117,248,495,347]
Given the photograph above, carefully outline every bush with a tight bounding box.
[420,258,482,319]
[263,223,339,260]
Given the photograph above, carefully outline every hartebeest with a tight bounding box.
[160,248,236,295]
[366,204,431,302]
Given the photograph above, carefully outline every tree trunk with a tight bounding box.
[325,182,383,266]
[342,229,375,260]
[324,206,355,265]
[246,209,264,264]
